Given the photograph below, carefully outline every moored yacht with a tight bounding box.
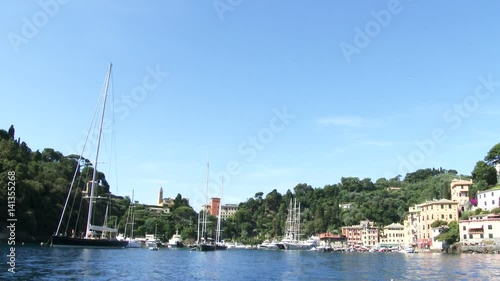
[168,229,184,248]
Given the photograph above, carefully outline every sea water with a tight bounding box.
[1,245,499,280]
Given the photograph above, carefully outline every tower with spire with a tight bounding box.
[158,187,163,206]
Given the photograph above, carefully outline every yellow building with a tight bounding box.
[417,199,459,248]
[380,223,405,247]
[220,204,238,219]
[404,204,422,247]
[450,179,472,212]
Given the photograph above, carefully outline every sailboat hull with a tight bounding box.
[51,236,128,248]
[126,240,142,248]
[215,244,227,250]
[197,244,216,251]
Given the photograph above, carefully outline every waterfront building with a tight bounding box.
[459,213,500,244]
[404,204,422,247]
[379,223,405,248]
[416,199,459,248]
[342,220,378,247]
[430,225,449,251]
[318,233,347,249]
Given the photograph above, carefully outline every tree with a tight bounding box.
[485,143,500,162]
[431,220,448,228]
[173,193,189,210]
[254,192,264,200]
[441,181,451,199]
[436,221,459,246]
[8,125,15,140]
[472,161,497,186]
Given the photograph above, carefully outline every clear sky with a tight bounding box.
[2,0,500,210]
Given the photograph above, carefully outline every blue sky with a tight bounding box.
[2,0,500,209]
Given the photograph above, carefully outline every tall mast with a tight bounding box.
[216,177,224,243]
[85,63,112,238]
[201,150,210,242]
[130,189,135,239]
[297,202,301,242]
[292,198,297,242]
[197,212,201,244]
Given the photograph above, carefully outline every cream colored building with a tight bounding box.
[220,204,238,219]
[379,223,405,247]
[404,204,422,247]
[361,221,379,247]
[450,179,472,212]
[459,213,500,244]
[416,199,459,248]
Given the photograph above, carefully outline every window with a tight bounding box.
[463,234,467,239]
[441,214,444,219]
[489,234,493,238]
[441,204,444,209]
[485,201,487,206]
[449,204,452,209]
[493,200,496,205]
[463,226,466,230]
[492,192,495,196]
[488,225,492,230]
[480,234,484,239]
[469,234,473,239]
[449,214,452,219]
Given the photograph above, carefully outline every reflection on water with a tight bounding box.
[2,246,500,281]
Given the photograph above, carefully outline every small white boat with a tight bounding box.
[399,246,415,253]
[168,229,184,248]
[149,246,159,251]
[259,240,280,250]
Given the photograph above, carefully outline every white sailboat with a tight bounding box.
[50,63,127,248]
[197,152,216,251]
[215,177,227,250]
[281,198,315,250]
[124,190,141,248]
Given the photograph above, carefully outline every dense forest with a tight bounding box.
[0,126,198,243]
[1,125,499,244]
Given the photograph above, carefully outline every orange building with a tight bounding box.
[209,198,220,216]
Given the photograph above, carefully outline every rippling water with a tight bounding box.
[2,245,500,280]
